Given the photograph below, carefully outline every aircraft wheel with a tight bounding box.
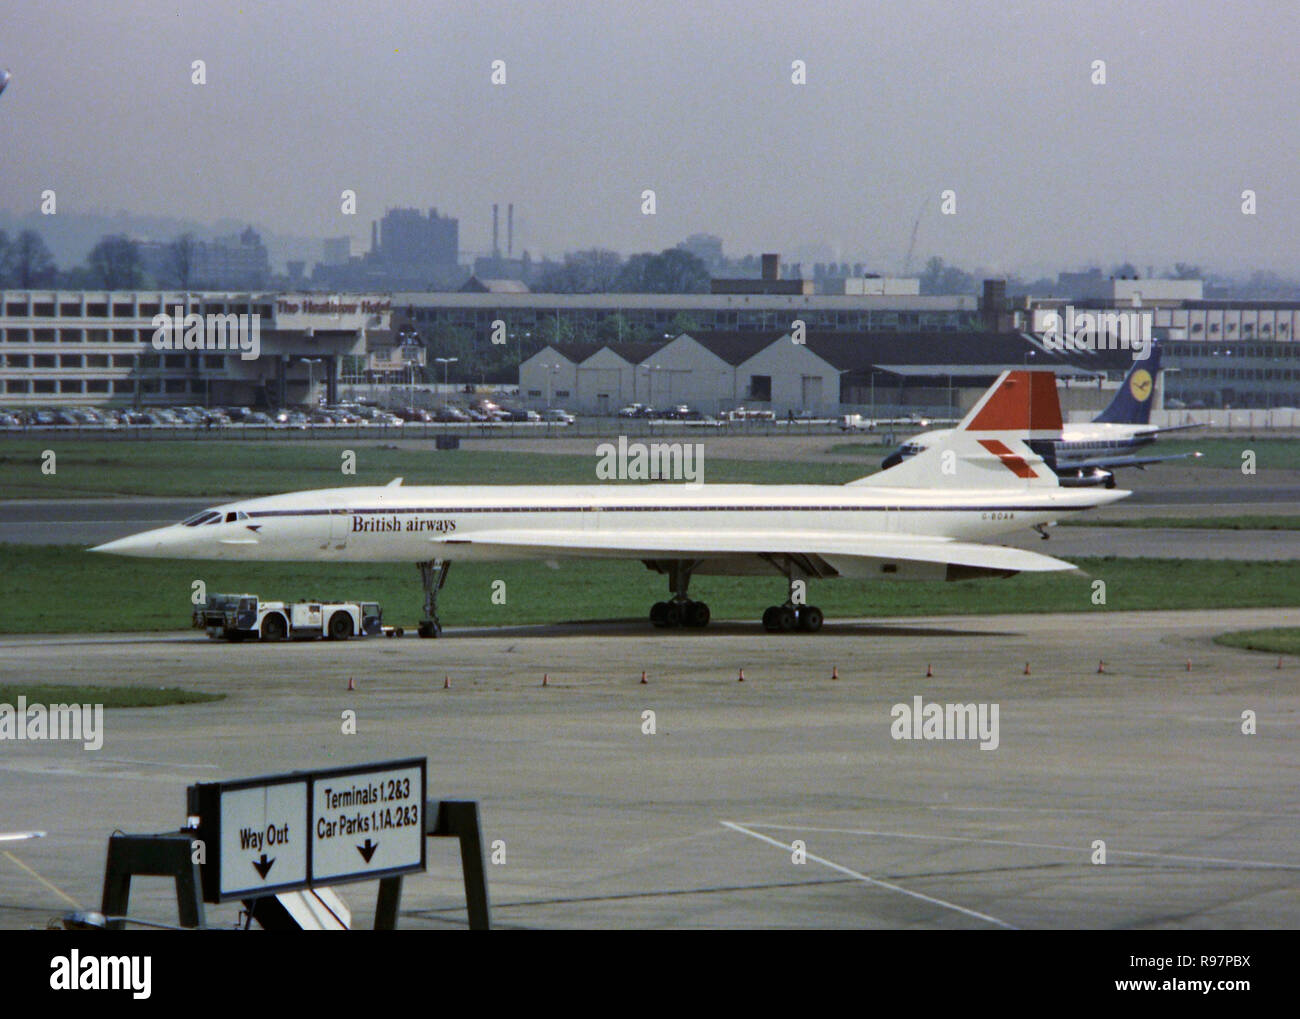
[797,606,824,632]
[775,605,799,633]
[650,601,670,627]
[417,620,440,638]
[684,601,710,628]
[661,601,684,628]
[762,606,780,632]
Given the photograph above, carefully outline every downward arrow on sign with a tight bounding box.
[252,854,275,878]
[357,838,379,863]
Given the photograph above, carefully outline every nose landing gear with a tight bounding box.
[416,559,451,638]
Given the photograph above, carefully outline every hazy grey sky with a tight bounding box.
[3,0,1298,275]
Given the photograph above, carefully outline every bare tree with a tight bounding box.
[169,232,197,288]
[88,234,142,289]
[11,230,57,287]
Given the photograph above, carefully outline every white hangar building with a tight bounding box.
[519,330,1093,417]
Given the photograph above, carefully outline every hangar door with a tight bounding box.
[578,368,622,412]
[800,375,823,411]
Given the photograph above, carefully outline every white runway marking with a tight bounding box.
[742,822,1300,871]
[97,758,219,769]
[721,820,1016,929]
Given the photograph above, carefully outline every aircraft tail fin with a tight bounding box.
[1094,341,1161,424]
[851,369,1063,489]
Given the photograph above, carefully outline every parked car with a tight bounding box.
[543,409,575,423]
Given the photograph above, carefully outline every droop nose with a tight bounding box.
[90,526,175,558]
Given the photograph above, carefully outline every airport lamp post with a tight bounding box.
[435,357,458,404]
[301,358,322,408]
[537,362,560,408]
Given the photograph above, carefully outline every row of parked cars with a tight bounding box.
[0,399,577,430]
[616,402,781,423]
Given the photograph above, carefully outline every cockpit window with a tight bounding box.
[225,512,237,523]
[182,510,221,527]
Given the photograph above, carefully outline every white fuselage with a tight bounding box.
[898,422,1157,468]
[97,481,1126,564]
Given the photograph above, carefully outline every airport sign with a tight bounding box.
[189,758,427,902]
[311,760,426,883]
[198,773,310,901]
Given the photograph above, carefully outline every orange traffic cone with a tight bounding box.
[738,668,745,682]
[1097,660,1106,674]
[542,673,549,687]
[1023,662,1031,676]
[347,676,356,691]
[1186,659,1192,672]
[925,663,933,678]
[443,675,451,689]
[831,665,839,680]
[639,670,647,685]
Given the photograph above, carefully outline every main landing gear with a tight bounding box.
[417,559,451,638]
[761,569,823,633]
[649,560,711,629]
[644,559,825,634]
[761,603,823,633]
[650,599,711,628]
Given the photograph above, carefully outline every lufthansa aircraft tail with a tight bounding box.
[1094,341,1161,424]
[852,370,1063,490]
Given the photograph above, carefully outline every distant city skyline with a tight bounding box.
[3,1,1298,278]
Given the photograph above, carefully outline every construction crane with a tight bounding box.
[901,196,927,276]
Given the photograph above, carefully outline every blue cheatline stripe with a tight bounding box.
[246,504,1095,519]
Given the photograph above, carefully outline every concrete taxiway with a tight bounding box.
[0,608,1295,929]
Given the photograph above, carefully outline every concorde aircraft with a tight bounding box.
[883,342,1200,487]
[92,370,1128,637]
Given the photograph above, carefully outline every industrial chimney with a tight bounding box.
[507,203,514,257]
[492,204,500,259]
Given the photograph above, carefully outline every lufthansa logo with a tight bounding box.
[1129,369,1153,400]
